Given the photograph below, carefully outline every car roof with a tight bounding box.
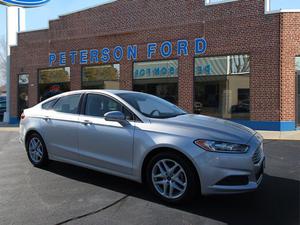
[55,89,140,96]
[39,89,142,104]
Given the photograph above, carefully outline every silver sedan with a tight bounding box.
[20,90,265,203]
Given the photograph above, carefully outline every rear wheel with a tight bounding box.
[146,152,199,204]
[26,133,49,167]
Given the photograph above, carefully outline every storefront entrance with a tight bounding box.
[18,74,29,117]
[296,57,300,127]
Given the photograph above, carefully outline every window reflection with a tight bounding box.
[133,60,178,104]
[39,68,70,102]
[82,64,120,90]
[194,55,250,119]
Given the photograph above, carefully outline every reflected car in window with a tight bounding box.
[20,90,265,204]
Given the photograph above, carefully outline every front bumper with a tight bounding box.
[193,135,265,195]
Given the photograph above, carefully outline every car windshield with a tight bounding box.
[116,92,186,119]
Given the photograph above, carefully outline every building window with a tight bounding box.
[194,55,250,119]
[38,67,70,102]
[133,60,178,104]
[82,64,120,90]
[18,74,29,117]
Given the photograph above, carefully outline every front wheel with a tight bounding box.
[26,133,49,167]
[146,152,199,204]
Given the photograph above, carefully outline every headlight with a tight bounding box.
[194,140,249,153]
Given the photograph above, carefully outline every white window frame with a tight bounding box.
[205,0,238,6]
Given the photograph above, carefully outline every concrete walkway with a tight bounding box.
[257,130,300,141]
[0,123,300,141]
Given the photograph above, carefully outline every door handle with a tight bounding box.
[43,116,50,121]
[82,120,93,125]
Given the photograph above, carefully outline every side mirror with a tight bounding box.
[104,111,126,123]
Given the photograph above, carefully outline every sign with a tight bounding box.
[49,38,207,67]
[134,60,178,80]
[0,0,50,7]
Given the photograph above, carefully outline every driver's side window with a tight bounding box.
[84,94,133,120]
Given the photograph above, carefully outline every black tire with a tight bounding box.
[26,132,49,167]
[145,151,199,204]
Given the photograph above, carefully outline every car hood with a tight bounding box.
[149,114,256,144]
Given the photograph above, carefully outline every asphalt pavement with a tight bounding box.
[0,130,299,225]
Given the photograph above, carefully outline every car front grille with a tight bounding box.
[252,145,263,164]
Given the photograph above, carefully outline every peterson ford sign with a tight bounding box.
[49,38,207,67]
[0,0,49,7]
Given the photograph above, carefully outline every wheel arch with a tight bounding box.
[141,147,201,187]
[24,129,44,146]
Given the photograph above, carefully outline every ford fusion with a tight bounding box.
[20,90,265,203]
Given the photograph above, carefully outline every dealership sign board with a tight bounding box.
[49,38,207,67]
[0,0,49,7]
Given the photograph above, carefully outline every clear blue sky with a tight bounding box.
[0,0,300,39]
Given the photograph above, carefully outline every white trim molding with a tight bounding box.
[265,0,271,13]
[205,0,238,6]
[265,9,300,14]
[265,0,300,14]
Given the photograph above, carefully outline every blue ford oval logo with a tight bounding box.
[0,0,50,7]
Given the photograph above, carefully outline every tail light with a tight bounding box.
[21,113,25,120]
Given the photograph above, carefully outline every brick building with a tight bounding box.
[9,0,300,131]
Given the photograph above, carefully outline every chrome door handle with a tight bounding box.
[43,116,50,121]
[82,120,93,125]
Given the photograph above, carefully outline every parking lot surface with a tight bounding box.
[0,130,299,225]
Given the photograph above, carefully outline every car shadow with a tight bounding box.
[42,161,300,225]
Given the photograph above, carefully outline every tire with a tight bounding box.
[145,151,199,204]
[26,132,49,167]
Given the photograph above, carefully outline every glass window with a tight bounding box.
[18,74,29,117]
[42,99,57,110]
[195,55,250,76]
[53,94,81,114]
[84,94,133,120]
[82,64,120,90]
[194,55,250,120]
[0,101,6,108]
[133,60,178,104]
[230,55,250,74]
[117,92,186,119]
[134,60,178,79]
[39,67,70,102]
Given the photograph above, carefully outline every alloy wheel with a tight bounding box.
[28,137,44,163]
[151,159,187,199]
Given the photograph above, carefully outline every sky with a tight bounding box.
[0,0,300,38]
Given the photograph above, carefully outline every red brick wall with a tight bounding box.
[279,13,300,121]
[10,0,297,123]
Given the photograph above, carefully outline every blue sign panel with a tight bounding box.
[49,38,207,67]
[0,0,50,7]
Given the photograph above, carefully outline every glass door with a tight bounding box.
[18,74,29,117]
[296,57,300,127]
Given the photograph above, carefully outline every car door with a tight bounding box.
[41,94,82,161]
[77,93,135,175]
